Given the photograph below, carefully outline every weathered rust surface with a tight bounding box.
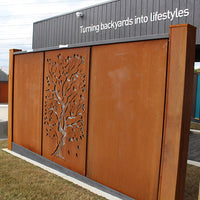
[8,49,22,150]
[9,24,196,200]
[87,40,168,200]
[42,47,90,176]
[13,52,44,155]
[0,82,8,103]
[158,24,196,200]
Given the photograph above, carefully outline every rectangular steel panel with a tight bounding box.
[42,47,90,176]
[87,39,168,200]
[8,49,22,150]
[13,52,44,155]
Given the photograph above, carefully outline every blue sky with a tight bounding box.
[0,0,105,73]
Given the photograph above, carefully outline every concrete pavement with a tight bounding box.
[0,104,8,121]
[0,104,8,139]
[188,132,200,162]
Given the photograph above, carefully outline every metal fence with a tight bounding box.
[8,24,196,200]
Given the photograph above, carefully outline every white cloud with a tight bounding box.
[195,62,200,69]
[0,0,105,72]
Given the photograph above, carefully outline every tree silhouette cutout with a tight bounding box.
[43,53,87,159]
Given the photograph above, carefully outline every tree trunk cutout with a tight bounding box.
[43,53,87,159]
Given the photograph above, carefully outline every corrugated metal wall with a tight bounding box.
[32,0,200,49]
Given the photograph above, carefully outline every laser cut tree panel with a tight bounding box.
[42,48,90,175]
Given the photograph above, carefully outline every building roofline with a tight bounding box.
[34,0,119,24]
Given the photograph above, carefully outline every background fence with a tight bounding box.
[0,82,8,103]
[192,73,200,120]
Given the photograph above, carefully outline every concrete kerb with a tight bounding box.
[0,138,7,141]
[2,146,135,200]
[187,160,200,168]
[190,129,200,134]
[1,147,200,200]
[1,141,199,199]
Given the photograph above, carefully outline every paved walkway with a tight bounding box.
[0,104,8,139]
[0,104,8,121]
[188,132,200,162]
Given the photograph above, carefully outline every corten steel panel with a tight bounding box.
[13,52,44,155]
[42,47,90,176]
[0,82,8,103]
[8,49,22,150]
[87,40,168,200]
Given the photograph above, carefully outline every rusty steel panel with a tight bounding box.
[8,49,22,150]
[0,82,8,103]
[42,47,90,175]
[87,40,168,200]
[13,52,44,155]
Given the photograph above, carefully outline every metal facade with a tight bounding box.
[32,0,200,49]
